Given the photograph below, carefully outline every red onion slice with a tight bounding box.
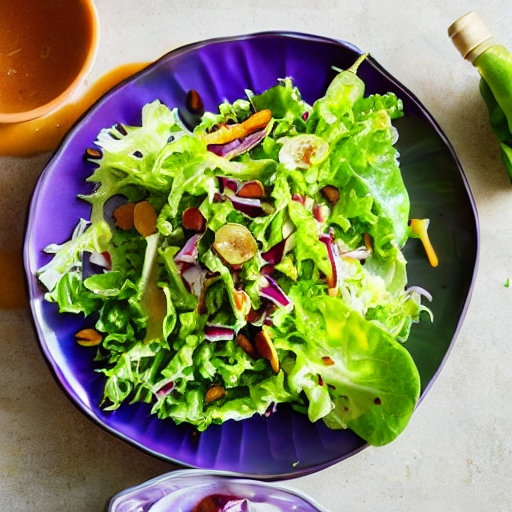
[217,176,240,194]
[292,193,305,205]
[406,285,433,302]
[174,233,201,264]
[229,196,266,217]
[207,128,267,160]
[155,381,175,399]
[259,276,293,312]
[181,263,206,297]
[262,238,287,265]
[204,324,236,342]
[319,231,342,289]
[89,251,112,269]
[313,203,330,223]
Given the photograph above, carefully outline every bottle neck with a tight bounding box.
[466,37,496,64]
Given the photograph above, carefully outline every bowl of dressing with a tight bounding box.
[0,0,99,123]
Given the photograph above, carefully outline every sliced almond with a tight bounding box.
[241,109,272,134]
[322,356,335,366]
[182,207,205,232]
[75,328,102,347]
[363,233,373,253]
[85,147,102,159]
[321,185,340,205]
[113,202,135,230]
[236,333,260,360]
[237,180,266,199]
[134,200,158,238]
[185,89,204,116]
[255,330,279,373]
[205,384,226,404]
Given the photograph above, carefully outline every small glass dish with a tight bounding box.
[107,469,329,512]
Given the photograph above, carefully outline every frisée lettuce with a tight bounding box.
[37,56,432,447]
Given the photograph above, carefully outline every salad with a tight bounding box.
[37,55,433,447]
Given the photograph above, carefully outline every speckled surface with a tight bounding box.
[2,1,512,510]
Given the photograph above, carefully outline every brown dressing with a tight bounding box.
[0,1,95,115]
[0,251,28,309]
[0,62,149,157]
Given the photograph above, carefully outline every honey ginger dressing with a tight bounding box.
[0,251,28,309]
[0,62,149,156]
[0,0,97,117]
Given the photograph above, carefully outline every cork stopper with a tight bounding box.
[448,11,495,63]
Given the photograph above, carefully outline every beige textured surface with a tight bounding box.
[2,1,512,510]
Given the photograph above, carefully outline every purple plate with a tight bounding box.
[24,32,478,478]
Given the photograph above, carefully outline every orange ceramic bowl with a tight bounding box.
[0,0,99,124]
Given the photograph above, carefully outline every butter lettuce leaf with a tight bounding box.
[271,286,420,446]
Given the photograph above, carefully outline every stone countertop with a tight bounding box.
[1,1,511,510]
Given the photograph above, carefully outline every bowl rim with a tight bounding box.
[0,0,100,124]
[107,468,330,512]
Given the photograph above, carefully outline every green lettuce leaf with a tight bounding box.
[271,286,420,446]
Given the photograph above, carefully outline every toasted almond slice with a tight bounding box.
[85,147,102,159]
[197,275,221,315]
[134,200,158,238]
[322,356,335,366]
[205,384,226,404]
[186,89,204,116]
[182,207,205,232]
[236,333,260,360]
[363,233,373,252]
[241,109,272,133]
[75,328,102,347]
[255,330,279,373]
[113,202,135,230]
[321,185,340,205]
[237,180,266,199]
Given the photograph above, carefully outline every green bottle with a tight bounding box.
[449,11,512,181]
